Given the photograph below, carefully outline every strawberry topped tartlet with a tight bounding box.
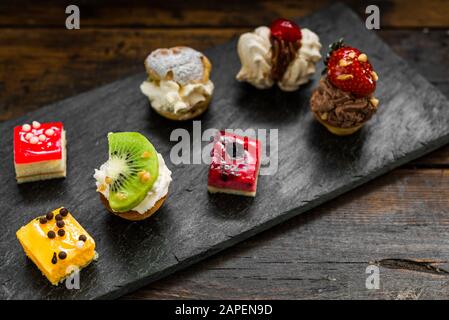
[310,39,380,136]
[236,18,321,91]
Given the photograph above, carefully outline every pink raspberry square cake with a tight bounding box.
[14,121,67,183]
[207,131,261,197]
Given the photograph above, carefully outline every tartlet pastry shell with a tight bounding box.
[153,96,211,121]
[313,112,364,136]
[100,194,167,221]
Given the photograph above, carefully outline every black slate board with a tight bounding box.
[1,3,449,299]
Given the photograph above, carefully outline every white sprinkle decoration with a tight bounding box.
[25,132,33,140]
[45,128,55,136]
[38,134,46,142]
[29,136,39,144]
[32,121,41,129]
[76,241,84,249]
[22,124,31,132]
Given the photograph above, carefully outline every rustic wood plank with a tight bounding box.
[126,169,449,299]
[0,0,448,28]
[0,28,242,121]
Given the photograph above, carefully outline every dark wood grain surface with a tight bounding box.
[1,0,449,299]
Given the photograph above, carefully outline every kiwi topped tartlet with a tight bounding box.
[94,132,172,221]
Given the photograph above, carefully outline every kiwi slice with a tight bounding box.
[106,132,159,212]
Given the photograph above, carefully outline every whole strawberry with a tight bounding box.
[270,18,302,43]
[325,40,377,97]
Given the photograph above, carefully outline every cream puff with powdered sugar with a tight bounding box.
[140,46,214,121]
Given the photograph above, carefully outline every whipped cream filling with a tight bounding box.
[94,153,172,214]
[236,26,321,91]
[140,79,214,114]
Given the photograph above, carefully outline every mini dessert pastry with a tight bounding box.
[94,132,172,221]
[14,121,67,183]
[236,18,321,91]
[140,46,214,121]
[310,39,379,136]
[208,131,261,197]
[16,207,96,285]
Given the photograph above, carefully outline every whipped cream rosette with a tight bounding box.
[236,18,322,91]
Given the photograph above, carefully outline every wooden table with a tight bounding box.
[1,0,449,299]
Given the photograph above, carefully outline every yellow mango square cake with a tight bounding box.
[16,207,96,285]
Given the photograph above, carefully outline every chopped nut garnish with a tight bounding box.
[141,151,151,159]
[105,176,113,185]
[320,112,328,120]
[116,192,127,200]
[371,71,379,81]
[138,170,151,183]
[336,74,354,80]
[370,97,379,107]
[358,53,368,62]
[339,59,352,67]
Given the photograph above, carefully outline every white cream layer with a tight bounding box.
[236,26,274,89]
[140,79,214,114]
[236,26,322,91]
[94,153,172,214]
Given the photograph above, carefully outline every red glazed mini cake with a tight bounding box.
[208,131,261,197]
[14,121,67,183]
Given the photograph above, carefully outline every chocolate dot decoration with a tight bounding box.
[47,230,56,239]
[59,208,68,217]
[79,235,87,242]
[55,214,63,221]
[57,229,65,237]
[51,252,57,264]
[46,212,54,220]
[39,217,47,224]
[56,220,65,228]
[58,251,67,260]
